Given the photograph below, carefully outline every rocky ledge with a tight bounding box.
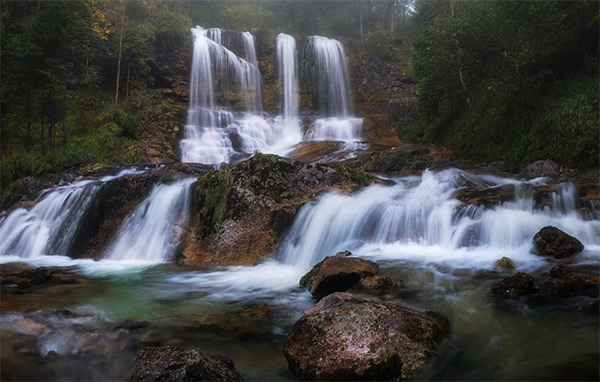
[182,154,374,266]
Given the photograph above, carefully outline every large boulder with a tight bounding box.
[533,226,584,259]
[518,160,561,179]
[283,292,450,380]
[129,346,243,382]
[184,154,367,266]
[491,272,539,299]
[300,256,379,299]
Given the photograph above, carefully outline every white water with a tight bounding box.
[0,168,144,259]
[181,27,301,165]
[276,33,302,144]
[104,178,195,262]
[280,169,600,272]
[307,36,362,141]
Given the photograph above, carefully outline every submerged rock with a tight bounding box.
[540,265,599,298]
[129,346,243,382]
[1,268,53,288]
[491,272,539,299]
[185,154,363,266]
[533,226,584,259]
[283,292,450,380]
[300,256,379,299]
[350,274,408,298]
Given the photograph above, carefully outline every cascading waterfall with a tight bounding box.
[280,169,600,271]
[181,27,297,165]
[307,36,362,141]
[104,178,195,262]
[0,169,143,260]
[275,33,303,146]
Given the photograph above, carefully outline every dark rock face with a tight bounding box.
[185,154,359,266]
[350,275,408,298]
[540,266,599,298]
[533,226,584,259]
[300,256,379,299]
[283,292,450,381]
[129,346,243,382]
[518,160,578,180]
[491,273,539,299]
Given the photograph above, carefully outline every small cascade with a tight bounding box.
[0,169,143,259]
[306,36,362,141]
[104,178,195,262]
[280,169,600,271]
[276,33,302,144]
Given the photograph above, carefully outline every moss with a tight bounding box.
[196,170,234,236]
[335,165,374,188]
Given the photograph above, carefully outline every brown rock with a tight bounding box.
[283,292,450,380]
[300,256,379,299]
[129,346,242,382]
[494,257,516,271]
[454,184,516,207]
[533,226,584,259]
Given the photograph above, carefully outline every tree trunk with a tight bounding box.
[126,63,131,98]
[27,81,33,148]
[47,121,53,152]
[63,89,67,146]
[390,0,395,33]
[449,2,471,107]
[114,0,126,118]
[360,8,364,45]
[41,117,45,154]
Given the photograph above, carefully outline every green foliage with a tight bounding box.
[411,0,599,169]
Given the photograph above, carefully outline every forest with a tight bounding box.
[2,0,597,187]
[1,1,599,381]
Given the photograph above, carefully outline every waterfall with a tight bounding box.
[104,178,195,262]
[306,36,362,141]
[181,27,299,166]
[280,169,600,271]
[276,33,303,146]
[0,169,143,259]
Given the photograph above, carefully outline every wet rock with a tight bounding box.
[185,154,359,266]
[366,144,433,174]
[300,256,379,299]
[350,275,408,298]
[491,272,539,299]
[494,257,516,271]
[288,141,342,162]
[335,250,352,257]
[1,268,53,288]
[518,160,577,180]
[454,184,516,207]
[283,292,450,380]
[540,265,599,298]
[533,226,584,259]
[129,346,243,382]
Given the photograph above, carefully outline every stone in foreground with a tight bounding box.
[300,256,379,299]
[283,292,450,380]
[129,346,242,381]
[533,226,584,259]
